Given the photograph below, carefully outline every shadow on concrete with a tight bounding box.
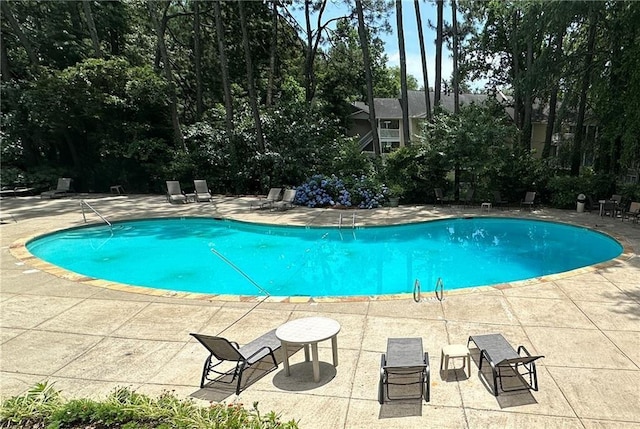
[469,349,540,409]
[271,361,336,391]
[378,376,427,418]
[189,359,278,402]
[378,399,423,419]
[439,368,470,382]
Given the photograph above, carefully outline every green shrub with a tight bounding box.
[617,183,640,202]
[383,145,448,204]
[0,383,299,429]
[547,175,591,209]
[585,172,617,200]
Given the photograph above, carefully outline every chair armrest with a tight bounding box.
[517,345,532,357]
[230,341,240,349]
[480,349,496,370]
[243,345,276,364]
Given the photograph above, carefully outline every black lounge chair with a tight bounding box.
[462,188,475,208]
[191,330,281,395]
[468,333,544,396]
[434,188,449,206]
[492,191,509,210]
[379,337,430,404]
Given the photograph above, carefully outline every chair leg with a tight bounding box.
[379,354,386,404]
[235,362,247,395]
[200,356,212,388]
[424,359,431,402]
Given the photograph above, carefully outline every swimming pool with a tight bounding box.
[26,217,622,297]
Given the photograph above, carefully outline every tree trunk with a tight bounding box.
[511,8,521,129]
[1,1,38,70]
[396,0,410,146]
[106,1,122,55]
[193,0,203,120]
[238,0,265,152]
[571,8,597,176]
[414,0,431,121]
[267,0,278,106]
[148,0,185,151]
[542,29,563,159]
[451,0,459,114]
[213,0,233,134]
[434,0,444,108]
[520,32,533,151]
[1,31,12,80]
[355,0,380,155]
[62,130,82,172]
[452,0,460,199]
[82,0,103,58]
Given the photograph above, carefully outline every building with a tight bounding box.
[347,90,491,154]
[348,90,560,159]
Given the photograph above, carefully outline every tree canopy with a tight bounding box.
[1,0,638,197]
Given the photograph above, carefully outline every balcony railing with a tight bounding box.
[379,128,400,139]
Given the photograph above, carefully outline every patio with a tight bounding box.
[1,194,639,428]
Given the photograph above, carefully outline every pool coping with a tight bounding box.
[9,215,636,303]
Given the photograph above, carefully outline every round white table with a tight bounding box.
[276,316,341,382]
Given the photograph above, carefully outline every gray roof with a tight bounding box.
[350,90,594,126]
[371,91,490,119]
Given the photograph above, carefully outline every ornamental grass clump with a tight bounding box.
[294,174,388,208]
[0,382,299,429]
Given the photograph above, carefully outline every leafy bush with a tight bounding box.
[0,382,299,429]
[618,183,640,202]
[588,172,617,199]
[547,175,591,208]
[480,150,547,203]
[383,145,448,204]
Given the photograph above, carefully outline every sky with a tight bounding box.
[289,0,463,92]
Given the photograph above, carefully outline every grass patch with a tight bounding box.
[1,382,299,428]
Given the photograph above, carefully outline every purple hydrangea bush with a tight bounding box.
[294,174,389,209]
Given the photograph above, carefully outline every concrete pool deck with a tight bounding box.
[1,193,639,428]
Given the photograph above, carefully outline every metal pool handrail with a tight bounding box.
[435,277,444,301]
[80,200,112,231]
[210,247,270,297]
[413,278,445,302]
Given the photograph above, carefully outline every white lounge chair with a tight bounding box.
[40,178,72,199]
[166,180,187,204]
[272,189,297,211]
[251,187,282,210]
[194,180,212,202]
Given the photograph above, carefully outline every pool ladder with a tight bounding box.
[80,200,112,232]
[338,213,356,229]
[413,278,445,302]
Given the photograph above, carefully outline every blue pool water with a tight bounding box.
[27,217,622,297]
